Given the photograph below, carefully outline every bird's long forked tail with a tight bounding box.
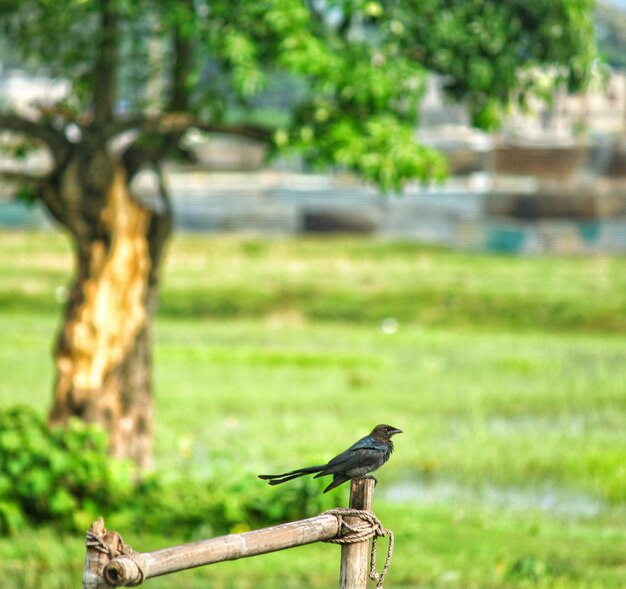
[258,465,326,486]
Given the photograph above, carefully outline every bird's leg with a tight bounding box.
[362,475,378,486]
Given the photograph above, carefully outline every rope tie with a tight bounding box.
[85,530,114,555]
[85,529,147,585]
[323,508,394,588]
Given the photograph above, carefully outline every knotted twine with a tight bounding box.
[323,508,394,588]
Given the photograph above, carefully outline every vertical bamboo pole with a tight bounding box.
[340,477,375,588]
[83,518,113,589]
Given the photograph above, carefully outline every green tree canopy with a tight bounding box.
[1,0,597,190]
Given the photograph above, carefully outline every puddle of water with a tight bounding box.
[384,477,606,519]
[485,412,621,437]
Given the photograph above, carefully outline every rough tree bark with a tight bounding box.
[40,142,172,469]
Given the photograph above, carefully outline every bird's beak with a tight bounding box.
[390,427,403,435]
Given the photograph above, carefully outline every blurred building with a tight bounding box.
[0,67,69,117]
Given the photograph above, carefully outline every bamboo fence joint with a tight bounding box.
[323,506,394,589]
[99,514,340,587]
[82,477,394,589]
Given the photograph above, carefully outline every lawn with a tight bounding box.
[0,230,625,588]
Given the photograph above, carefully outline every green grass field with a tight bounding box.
[1,230,625,588]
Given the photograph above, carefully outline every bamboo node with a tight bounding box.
[323,508,394,588]
[103,552,147,587]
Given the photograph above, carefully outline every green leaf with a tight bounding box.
[48,488,78,517]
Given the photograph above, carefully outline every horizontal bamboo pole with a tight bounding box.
[103,513,340,586]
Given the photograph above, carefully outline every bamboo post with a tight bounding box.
[83,517,129,589]
[99,513,340,586]
[83,518,109,589]
[340,477,375,589]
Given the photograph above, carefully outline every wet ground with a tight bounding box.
[384,476,611,519]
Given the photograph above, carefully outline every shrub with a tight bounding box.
[0,406,343,538]
[132,471,342,538]
[0,406,135,535]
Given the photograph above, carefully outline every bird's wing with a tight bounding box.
[323,474,350,493]
[316,445,386,476]
[345,434,388,452]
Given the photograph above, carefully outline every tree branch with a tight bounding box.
[0,170,44,186]
[0,167,70,228]
[108,114,273,143]
[38,177,73,229]
[153,161,173,220]
[0,113,70,156]
[92,0,118,125]
[168,0,194,112]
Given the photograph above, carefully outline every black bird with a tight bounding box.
[258,424,403,493]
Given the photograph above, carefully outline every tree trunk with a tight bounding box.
[48,160,169,470]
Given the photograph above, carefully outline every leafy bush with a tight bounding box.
[0,406,342,538]
[0,406,135,534]
[131,471,342,539]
